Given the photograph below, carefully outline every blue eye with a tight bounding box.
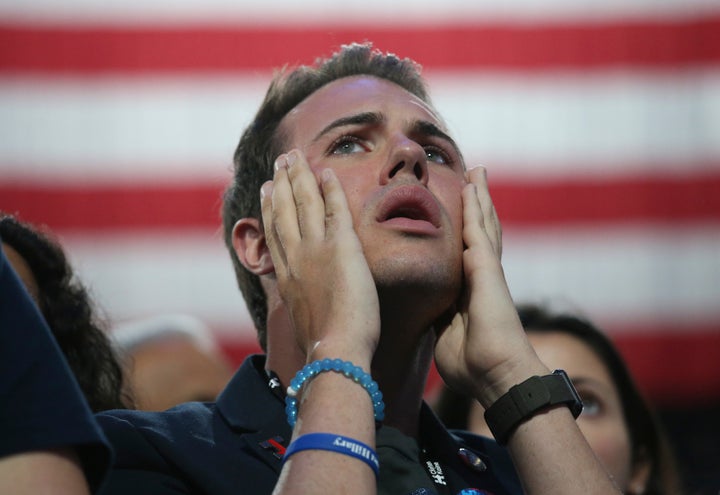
[330,136,365,155]
[425,146,451,165]
[579,396,601,417]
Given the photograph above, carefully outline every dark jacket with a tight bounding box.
[97,355,522,494]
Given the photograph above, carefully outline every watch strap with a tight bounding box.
[484,369,583,445]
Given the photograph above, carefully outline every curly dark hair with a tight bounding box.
[221,42,430,350]
[0,213,131,412]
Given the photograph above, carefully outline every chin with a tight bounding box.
[371,256,462,307]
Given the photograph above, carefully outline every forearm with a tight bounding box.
[506,405,622,495]
[477,361,621,495]
[264,153,381,494]
[0,449,91,495]
[439,169,621,494]
[272,359,377,495]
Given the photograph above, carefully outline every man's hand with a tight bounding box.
[433,166,547,408]
[260,150,380,364]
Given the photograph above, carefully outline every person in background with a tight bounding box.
[0,240,111,494]
[433,303,685,495]
[113,314,234,411]
[0,213,131,412]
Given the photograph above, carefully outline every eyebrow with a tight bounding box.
[312,112,384,144]
[410,120,462,158]
[312,111,463,159]
[568,376,612,392]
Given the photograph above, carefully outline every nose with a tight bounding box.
[380,135,429,186]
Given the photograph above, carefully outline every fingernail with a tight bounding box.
[260,181,272,198]
[286,151,298,168]
[274,155,287,171]
[320,168,333,183]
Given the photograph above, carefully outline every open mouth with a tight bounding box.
[376,185,441,230]
[386,206,428,221]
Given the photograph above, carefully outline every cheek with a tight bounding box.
[322,169,370,222]
[432,174,465,233]
[577,419,634,487]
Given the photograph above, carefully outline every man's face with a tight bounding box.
[278,76,466,303]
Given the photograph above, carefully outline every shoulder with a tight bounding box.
[96,403,222,494]
[97,402,216,465]
[96,391,286,495]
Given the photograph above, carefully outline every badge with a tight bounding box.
[259,436,286,459]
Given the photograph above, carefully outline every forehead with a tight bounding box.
[527,331,613,383]
[279,75,446,143]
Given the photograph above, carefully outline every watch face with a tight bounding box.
[554,369,584,418]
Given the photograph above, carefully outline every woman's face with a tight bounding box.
[2,242,40,302]
[468,330,650,493]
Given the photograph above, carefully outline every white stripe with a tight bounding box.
[0,0,717,25]
[0,75,268,184]
[62,229,255,337]
[502,224,720,331]
[433,69,720,178]
[2,69,719,183]
[59,226,720,337]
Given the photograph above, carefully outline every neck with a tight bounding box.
[264,301,306,391]
[264,284,448,439]
[371,325,435,437]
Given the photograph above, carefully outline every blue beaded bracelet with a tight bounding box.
[284,358,385,427]
[283,433,379,477]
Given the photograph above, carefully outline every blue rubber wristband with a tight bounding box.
[283,433,379,477]
[284,358,385,427]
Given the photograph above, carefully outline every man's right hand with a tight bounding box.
[260,150,380,365]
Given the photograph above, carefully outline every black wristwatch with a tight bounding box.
[484,369,583,445]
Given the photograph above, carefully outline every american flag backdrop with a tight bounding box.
[1,0,719,406]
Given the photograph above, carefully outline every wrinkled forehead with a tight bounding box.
[279,75,448,144]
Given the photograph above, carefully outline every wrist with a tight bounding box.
[484,370,584,445]
[285,358,385,428]
[474,357,551,409]
[307,340,373,371]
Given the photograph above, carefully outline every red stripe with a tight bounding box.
[489,170,720,227]
[0,181,225,231]
[614,330,720,406]
[1,16,719,73]
[2,170,719,230]
[218,325,720,405]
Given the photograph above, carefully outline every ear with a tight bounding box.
[626,453,652,495]
[231,218,274,275]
